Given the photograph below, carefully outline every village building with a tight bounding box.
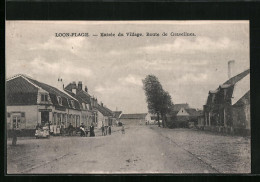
[203,66,250,135]
[6,75,82,136]
[64,81,94,128]
[65,81,114,128]
[119,113,147,126]
[112,111,122,126]
[166,103,201,128]
[145,113,162,125]
[94,103,113,128]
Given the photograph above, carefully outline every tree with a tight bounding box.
[142,75,173,128]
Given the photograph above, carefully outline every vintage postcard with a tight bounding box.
[6,21,250,174]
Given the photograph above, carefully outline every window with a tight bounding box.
[41,94,48,102]
[57,96,62,106]
[70,100,75,108]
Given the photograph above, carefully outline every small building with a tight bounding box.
[112,111,122,126]
[119,113,147,126]
[6,74,82,136]
[166,103,201,128]
[94,103,113,128]
[145,113,162,125]
[203,67,250,135]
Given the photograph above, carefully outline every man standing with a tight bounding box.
[68,123,74,136]
[90,123,95,137]
[101,124,105,136]
[108,126,111,135]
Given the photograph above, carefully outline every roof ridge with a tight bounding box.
[6,74,34,82]
[224,68,250,85]
[26,76,78,101]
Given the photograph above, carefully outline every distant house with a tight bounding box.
[145,113,162,125]
[6,75,82,136]
[203,68,250,135]
[119,113,147,126]
[166,103,201,128]
[93,102,113,128]
[112,111,122,126]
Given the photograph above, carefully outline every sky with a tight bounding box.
[6,21,249,113]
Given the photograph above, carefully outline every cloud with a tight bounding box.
[178,73,208,83]
[30,37,87,55]
[118,74,143,86]
[141,36,243,54]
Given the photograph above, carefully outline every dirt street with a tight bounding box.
[7,126,250,174]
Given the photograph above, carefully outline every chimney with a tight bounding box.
[228,60,235,79]
[78,81,82,91]
[72,81,77,94]
[85,86,88,93]
[57,77,64,91]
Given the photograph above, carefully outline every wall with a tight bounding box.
[97,110,105,128]
[7,105,38,130]
[120,119,145,126]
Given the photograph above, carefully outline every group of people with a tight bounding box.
[68,123,96,137]
[101,125,112,136]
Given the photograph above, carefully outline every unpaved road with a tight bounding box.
[7,126,250,174]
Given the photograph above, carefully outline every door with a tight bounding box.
[12,114,21,129]
[41,111,49,125]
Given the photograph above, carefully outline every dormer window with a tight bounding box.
[70,100,75,108]
[41,94,48,102]
[57,96,62,106]
[82,103,86,109]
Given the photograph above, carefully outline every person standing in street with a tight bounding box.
[68,123,74,136]
[108,126,111,135]
[80,123,85,137]
[90,123,95,137]
[101,124,105,136]
[121,124,125,134]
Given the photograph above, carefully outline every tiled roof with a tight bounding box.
[27,76,81,110]
[185,108,200,117]
[77,90,92,104]
[6,76,39,105]
[95,104,113,117]
[120,113,147,119]
[113,111,122,119]
[224,69,250,85]
[206,69,250,106]
[7,75,81,110]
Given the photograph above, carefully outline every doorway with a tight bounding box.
[41,111,49,125]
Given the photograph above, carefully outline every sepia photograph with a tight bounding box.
[5,21,250,174]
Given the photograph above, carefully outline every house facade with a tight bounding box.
[203,69,250,135]
[6,75,82,136]
[64,81,94,128]
[166,103,201,128]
